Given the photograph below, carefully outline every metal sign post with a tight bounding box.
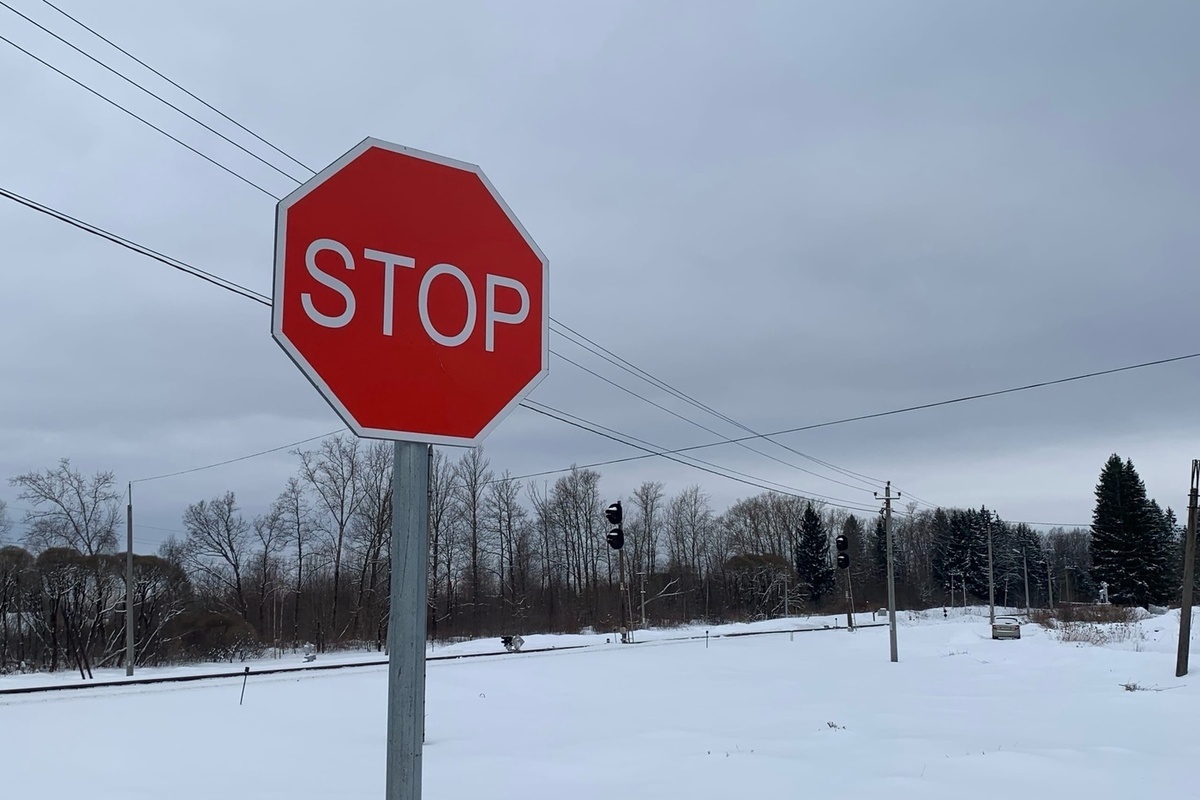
[386,441,430,798]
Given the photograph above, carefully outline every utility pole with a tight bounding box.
[845,562,855,631]
[618,545,630,642]
[986,511,996,625]
[125,482,134,676]
[783,569,790,618]
[1022,550,1031,611]
[1045,553,1054,609]
[1175,459,1199,677]
[638,571,647,627]
[875,481,899,663]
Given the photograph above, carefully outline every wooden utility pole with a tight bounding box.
[1045,556,1054,609]
[1175,460,1199,677]
[618,546,631,642]
[783,570,790,618]
[638,571,647,627]
[986,511,996,625]
[845,563,856,630]
[1023,551,1031,611]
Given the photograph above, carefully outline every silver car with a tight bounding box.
[991,616,1022,640]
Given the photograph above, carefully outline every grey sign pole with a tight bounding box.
[125,482,134,676]
[386,440,430,799]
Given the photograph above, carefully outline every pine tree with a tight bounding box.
[871,514,888,577]
[794,503,835,607]
[1090,455,1173,606]
[841,514,867,595]
[1178,507,1200,600]
[930,507,955,600]
[1148,501,1181,603]
[950,508,991,601]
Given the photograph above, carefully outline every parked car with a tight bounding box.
[991,616,1022,640]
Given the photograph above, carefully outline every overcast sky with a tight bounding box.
[1,0,1198,551]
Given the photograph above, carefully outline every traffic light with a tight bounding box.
[835,534,850,570]
[605,501,624,550]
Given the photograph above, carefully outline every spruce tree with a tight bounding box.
[841,514,868,594]
[794,503,835,607]
[930,507,955,599]
[1149,501,1182,603]
[1090,455,1172,606]
[871,514,888,577]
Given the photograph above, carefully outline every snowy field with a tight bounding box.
[2,609,1198,798]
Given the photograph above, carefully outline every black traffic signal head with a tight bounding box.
[836,552,850,570]
[605,500,624,549]
[835,534,849,552]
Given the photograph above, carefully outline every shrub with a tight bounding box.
[163,611,262,663]
[1030,603,1137,628]
[1029,604,1144,649]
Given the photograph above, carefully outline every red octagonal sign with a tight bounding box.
[272,138,548,445]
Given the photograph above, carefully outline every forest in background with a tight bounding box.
[0,441,1189,674]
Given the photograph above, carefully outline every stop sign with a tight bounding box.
[272,138,548,445]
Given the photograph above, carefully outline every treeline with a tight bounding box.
[0,444,1190,673]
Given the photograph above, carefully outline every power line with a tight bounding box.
[0,180,865,501]
[0,31,279,199]
[553,350,874,494]
[519,402,878,514]
[133,429,342,483]
[550,319,883,491]
[4,11,887,501]
[5,181,1198,512]
[0,185,271,304]
[6,30,1196,513]
[0,183,872,496]
[495,348,1200,485]
[0,174,893,499]
[0,0,304,184]
[39,0,316,175]
[2,17,897,502]
[522,400,874,510]
[0,15,1114,538]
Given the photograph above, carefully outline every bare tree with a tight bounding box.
[296,435,364,649]
[549,466,603,615]
[666,485,715,577]
[274,477,316,646]
[486,470,529,624]
[665,485,716,619]
[251,505,288,637]
[181,492,252,620]
[428,447,461,640]
[346,441,391,644]
[0,499,12,542]
[0,544,33,669]
[527,480,560,627]
[10,459,120,555]
[629,481,665,575]
[453,447,493,635]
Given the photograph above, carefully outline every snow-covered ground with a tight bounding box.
[2,609,1198,798]
[0,611,874,690]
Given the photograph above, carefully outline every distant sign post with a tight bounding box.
[272,138,548,798]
